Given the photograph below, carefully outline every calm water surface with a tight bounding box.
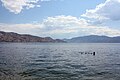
[0,43,120,80]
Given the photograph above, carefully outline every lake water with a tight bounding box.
[0,43,120,80]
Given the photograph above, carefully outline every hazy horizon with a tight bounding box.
[0,0,120,39]
[0,1,120,79]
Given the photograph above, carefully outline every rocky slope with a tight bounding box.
[0,31,65,42]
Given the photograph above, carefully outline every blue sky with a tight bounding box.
[0,0,120,39]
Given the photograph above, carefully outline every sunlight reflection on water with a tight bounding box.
[0,43,120,80]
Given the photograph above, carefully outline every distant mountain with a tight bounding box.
[0,31,65,43]
[64,35,120,43]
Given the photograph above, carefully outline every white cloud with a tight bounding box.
[0,0,56,14]
[1,0,40,14]
[42,15,120,37]
[0,15,120,38]
[0,23,44,35]
[82,0,120,21]
[42,15,89,30]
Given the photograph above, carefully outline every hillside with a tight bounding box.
[0,31,65,42]
[64,35,120,43]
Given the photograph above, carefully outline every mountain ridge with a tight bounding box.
[0,31,65,42]
[0,31,120,43]
[64,35,120,43]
